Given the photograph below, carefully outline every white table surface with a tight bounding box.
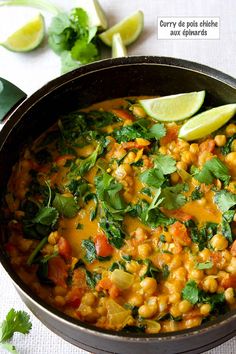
[1,0,236,353]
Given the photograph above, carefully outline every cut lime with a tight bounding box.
[1,13,45,52]
[139,91,205,122]
[112,33,127,58]
[99,10,144,46]
[179,104,236,141]
[74,0,108,30]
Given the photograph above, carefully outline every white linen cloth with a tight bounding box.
[1,0,236,353]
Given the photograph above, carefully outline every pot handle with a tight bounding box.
[0,78,27,127]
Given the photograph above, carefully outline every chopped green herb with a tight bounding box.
[160,183,188,210]
[196,261,213,270]
[53,193,78,218]
[214,190,236,212]
[191,186,204,201]
[194,157,230,185]
[153,154,177,175]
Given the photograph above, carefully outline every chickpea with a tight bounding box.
[210,234,228,251]
[138,304,158,318]
[126,260,141,274]
[54,286,67,296]
[145,321,161,334]
[224,287,235,304]
[128,293,144,307]
[181,151,194,164]
[178,300,192,314]
[185,317,202,329]
[169,255,182,270]
[170,304,182,318]
[140,277,157,295]
[190,143,199,154]
[157,295,168,312]
[198,151,212,166]
[227,257,236,273]
[124,151,136,164]
[131,105,146,118]
[227,181,236,194]
[189,269,204,282]
[202,276,218,293]
[199,248,211,262]
[135,227,148,242]
[159,146,168,154]
[176,161,188,170]
[48,231,59,245]
[225,152,236,167]
[200,303,211,316]
[169,293,181,304]
[173,267,187,282]
[54,295,66,307]
[226,123,236,136]
[170,172,180,184]
[214,135,226,147]
[138,243,153,258]
[82,293,97,306]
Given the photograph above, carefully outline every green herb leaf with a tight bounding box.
[61,50,81,74]
[148,123,166,140]
[221,134,236,155]
[196,261,213,270]
[182,280,199,304]
[53,194,78,218]
[153,154,177,175]
[0,309,32,343]
[214,190,236,212]
[82,239,97,263]
[33,207,59,226]
[85,269,101,288]
[140,168,165,188]
[190,186,204,201]
[194,157,230,185]
[100,216,126,249]
[160,184,188,210]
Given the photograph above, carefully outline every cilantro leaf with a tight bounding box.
[82,239,96,263]
[160,183,188,210]
[214,190,236,212]
[194,157,230,185]
[221,217,233,243]
[85,270,101,288]
[33,207,58,226]
[196,261,213,270]
[0,309,32,346]
[182,280,200,304]
[100,216,126,249]
[190,186,204,201]
[221,134,236,155]
[71,39,99,64]
[153,154,177,175]
[53,194,78,218]
[148,123,166,140]
[140,168,165,188]
[61,50,81,74]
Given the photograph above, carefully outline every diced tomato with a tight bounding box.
[96,277,120,299]
[163,209,193,222]
[199,139,215,153]
[55,154,75,167]
[58,237,72,260]
[72,268,87,288]
[65,288,83,308]
[221,274,236,289]
[170,221,192,246]
[160,124,179,146]
[112,109,134,121]
[48,256,68,288]
[231,240,236,256]
[94,234,114,257]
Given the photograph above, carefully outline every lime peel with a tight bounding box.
[99,10,144,47]
[2,13,45,52]
[139,91,205,122]
[179,104,236,141]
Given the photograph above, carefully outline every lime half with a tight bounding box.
[74,0,108,30]
[112,33,127,58]
[139,91,205,122]
[99,10,144,46]
[179,104,236,141]
[1,13,45,52]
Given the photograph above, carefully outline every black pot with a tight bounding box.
[1,56,236,354]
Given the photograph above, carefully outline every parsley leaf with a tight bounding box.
[140,168,165,188]
[160,183,188,210]
[194,157,230,185]
[214,190,236,212]
[0,309,32,353]
[153,154,177,175]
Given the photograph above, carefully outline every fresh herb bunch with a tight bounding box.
[48,8,101,73]
[0,309,32,354]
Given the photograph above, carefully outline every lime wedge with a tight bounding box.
[112,33,127,58]
[99,10,144,46]
[74,0,108,30]
[179,104,236,141]
[139,91,205,122]
[1,13,45,52]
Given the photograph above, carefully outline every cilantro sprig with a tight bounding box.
[0,309,32,354]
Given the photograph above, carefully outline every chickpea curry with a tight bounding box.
[4,96,236,334]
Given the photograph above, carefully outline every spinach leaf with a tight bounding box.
[53,193,78,218]
[72,143,102,177]
[85,270,101,288]
[100,216,126,249]
[82,239,97,263]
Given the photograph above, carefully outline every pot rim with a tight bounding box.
[1,55,236,343]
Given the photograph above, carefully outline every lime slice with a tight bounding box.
[74,0,108,30]
[99,10,144,46]
[1,13,45,52]
[179,104,236,141]
[112,33,127,58]
[139,91,205,122]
